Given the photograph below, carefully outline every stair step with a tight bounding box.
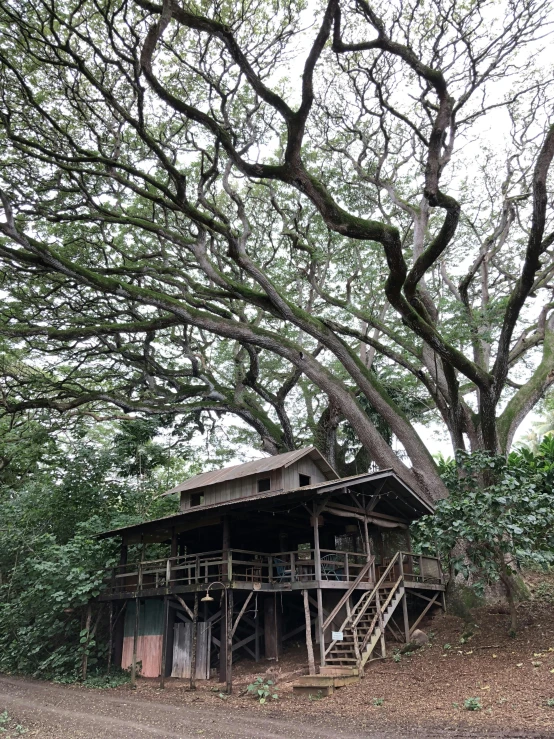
[293,685,334,697]
[319,667,359,676]
[295,676,335,687]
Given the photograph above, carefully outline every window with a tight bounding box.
[299,474,311,487]
[190,492,204,507]
[257,477,271,492]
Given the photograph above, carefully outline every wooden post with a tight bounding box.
[222,517,230,581]
[264,594,282,660]
[226,589,233,694]
[363,516,370,557]
[402,593,410,644]
[130,598,140,689]
[313,505,324,667]
[303,590,316,676]
[81,603,92,682]
[317,588,325,667]
[375,590,386,658]
[159,596,170,689]
[190,592,199,690]
[219,590,227,684]
[107,601,114,675]
[313,504,322,583]
[254,598,260,662]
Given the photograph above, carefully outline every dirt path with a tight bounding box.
[1,675,552,739]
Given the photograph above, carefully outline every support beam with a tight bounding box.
[264,594,282,660]
[173,594,194,620]
[226,589,233,695]
[107,602,113,675]
[190,592,199,690]
[409,592,440,636]
[303,590,316,676]
[160,596,170,689]
[130,598,140,689]
[219,591,228,684]
[81,603,92,682]
[232,592,254,638]
[402,592,410,643]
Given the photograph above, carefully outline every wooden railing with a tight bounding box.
[103,549,441,595]
[103,547,372,594]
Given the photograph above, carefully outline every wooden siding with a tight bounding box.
[180,459,327,511]
[171,622,211,679]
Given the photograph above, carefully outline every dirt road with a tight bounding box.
[1,675,553,739]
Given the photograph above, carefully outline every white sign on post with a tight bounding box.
[331,631,343,641]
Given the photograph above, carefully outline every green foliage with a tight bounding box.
[246,677,279,704]
[0,711,27,735]
[373,697,385,706]
[415,444,554,590]
[0,417,181,681]
[463,697,482,711]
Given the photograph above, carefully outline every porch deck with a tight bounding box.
[98,549,444,601]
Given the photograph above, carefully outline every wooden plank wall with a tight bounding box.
[171,622,211,679]
[180,458,329,510]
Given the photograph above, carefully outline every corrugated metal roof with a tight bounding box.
[162,446,338,496]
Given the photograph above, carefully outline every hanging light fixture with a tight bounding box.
[201,581,225,602]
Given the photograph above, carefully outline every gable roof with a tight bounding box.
[162,446,338,497]
[97,469,434,541]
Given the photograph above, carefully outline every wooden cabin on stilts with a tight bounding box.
[96,447,445,695]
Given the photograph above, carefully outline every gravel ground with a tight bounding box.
[1,674,553,739]
[2,593,554,738]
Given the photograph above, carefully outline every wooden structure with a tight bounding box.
[96,447,445,693]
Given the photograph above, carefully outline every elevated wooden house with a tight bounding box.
[97,447,445,694]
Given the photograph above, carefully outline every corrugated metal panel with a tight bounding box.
[163,446,337,497]
[121,635,162,678]
[124,599,164,637]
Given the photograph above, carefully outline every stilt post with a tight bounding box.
[107,601,114,675]
[160,596,170,688]
[303,590,316,676]
[190,592,199,690]
[226,588,233,694]
[402,593,410,643]
[130,597,140,689]
[312,504,325,667]
[81,603,92,682]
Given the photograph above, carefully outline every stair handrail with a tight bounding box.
[358,575,403,655]
[350,553,402,632]
[324,551,401,658]
[322,555,374,633]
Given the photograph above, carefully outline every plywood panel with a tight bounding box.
[171,622,211,679]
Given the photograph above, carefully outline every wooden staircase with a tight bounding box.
[293,553,407,696]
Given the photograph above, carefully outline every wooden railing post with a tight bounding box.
[166,558,171,588]
[375,590,386,658]
[290,552,296,582]
[268,556,273,583]
[227,550,233,583]
[344,552,349,581]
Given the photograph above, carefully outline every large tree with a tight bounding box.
[1,0,553,501]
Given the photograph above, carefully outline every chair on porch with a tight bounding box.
[273,557,291,582]
[321,553,345,581]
